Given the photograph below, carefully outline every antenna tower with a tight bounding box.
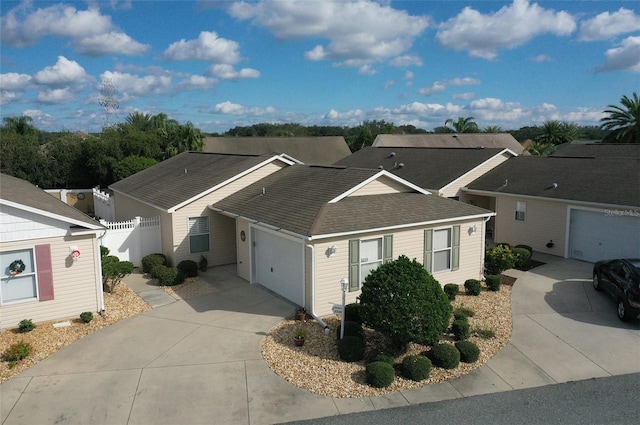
[99,77,119,130]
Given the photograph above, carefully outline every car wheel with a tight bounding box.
[593,273,602,291]
[617,299,632,322]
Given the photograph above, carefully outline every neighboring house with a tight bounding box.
[373,133,526,155]
[551,143,640,158]
[464,156,640,263]
[212,165,494,317]
[0,173,106,330]
[44,188,95,216]
[109,152,298,267]
[334,146,517,200]
[203,136,352,165]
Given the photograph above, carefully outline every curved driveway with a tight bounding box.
[2,256,639,425]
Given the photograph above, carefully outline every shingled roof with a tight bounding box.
[203,137,351,165]
[466,156,640,207]
[109,152,290,211]
[552,143,640,158]
[373,133,525,154]
[212,165,492,237]
[0,173,103,230]
[335,147,513,190]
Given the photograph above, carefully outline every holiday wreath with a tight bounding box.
[9,259,26,275]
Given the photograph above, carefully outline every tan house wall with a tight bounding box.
[349,175,413,196]
[442,152,512,198]
[494,195,567,257]
[1,234,101,330]
[113,193,160,221]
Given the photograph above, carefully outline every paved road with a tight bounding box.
[280,373,640,425]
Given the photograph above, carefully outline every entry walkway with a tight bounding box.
[2,257,639,424]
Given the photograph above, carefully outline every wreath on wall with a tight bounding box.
[9,259,26,275]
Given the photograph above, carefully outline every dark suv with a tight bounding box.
[593,259,640,321]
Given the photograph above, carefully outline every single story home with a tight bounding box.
[109,152,298,267]
[373,133,526,155]
[212,164,494,317]
[464,155,640,263]
[203,136,352,165]
[0,173,106,330]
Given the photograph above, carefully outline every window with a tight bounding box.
[424,226,460,274]
[515,201,526,221]
[1,249,37,303]
[433,229,452,272]
[188,217,210,253]
[348,235,392,292]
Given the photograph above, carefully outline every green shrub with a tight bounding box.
[359,256,452,349]
[443,284,459,301]
[455,341,480,363]
[18,319,36,333]
[515,244,533,257]
[451,319,470,341]
[484,245,516,275]
[401,355,432,382]
[337,336,365,362]
[344,303,363,324]
[369,352,395,365]
[176,260,198,278]
[474,328,496,339]
[464,279,482,296]
[453,306,475,319]
[100,245,110,258]
[142,253,166,274]
[151,265,185,286]
[365,361,396,388]
[512,247,532,269]
[102,258,134,293]
[495,242,511,249]
[3,341,32,363]
[79,312,93,323]
[336,320,364,341]
[428,343,460,369]
[485,275,501,292]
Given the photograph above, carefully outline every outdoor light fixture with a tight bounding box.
[328,245,337,257]
[469,225,477,235]
[340,278,349,339]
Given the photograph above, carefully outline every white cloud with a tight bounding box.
[229,0,429,67]
[418,77,480,96]
[102,71,173,99]
[384,80,395,89]
[437,0,576,59]
[529,54,552,63]
[468,97,529,122]
[163,31,242,63]
[358,64,377,76]
[0,73,32,90]
[178,75,218,90]
[418,82,446,96]
[73,32,149,56]
[453,92,475,100]
[37,88,75,104]
[0,90,23,105]
[34,56,91,86]
[207,64,260,80]
[389,55,423,67]
[578,8,640,41]
[212,101,276,116]
[596,36,640,72]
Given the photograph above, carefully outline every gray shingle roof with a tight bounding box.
[373,133,525,154]
[213,165,492,237]
[466,156,640,207]
[203,137,351,165]
[109,152,280,211]
[552,143,640,158]
[0,173,103,229]
[334,147,510,190]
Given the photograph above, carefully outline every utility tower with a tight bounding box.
[99,77,119,130]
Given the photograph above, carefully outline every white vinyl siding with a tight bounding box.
[188,217,210,253]
[0,248,37,303]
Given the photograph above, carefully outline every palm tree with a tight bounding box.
[536,121,581,145]
[2,116,37,135]
[483,125,503,133]
[444,116,479,133]
[600,92,640,144]
[527,141,556,156]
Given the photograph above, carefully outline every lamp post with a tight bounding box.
[340,277,348,339]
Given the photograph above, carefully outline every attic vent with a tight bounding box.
[262,187,266,195]
[388,152,396,158]
[548,183,558,189]
[378,165,384,169]
[184,168,188,174]
[392,162,405,169]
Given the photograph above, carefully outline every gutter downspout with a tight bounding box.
[480,215,492,280]
[306,243,329,333]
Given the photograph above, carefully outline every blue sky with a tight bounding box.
[1,0,639,134]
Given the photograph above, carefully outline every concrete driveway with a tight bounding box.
[2,256,639,425]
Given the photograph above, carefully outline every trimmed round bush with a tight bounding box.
[401,355,432,382]
[515,244,533,257]
[79,312,93,323]
[451,319,470,341]
[18,319,36,333]
[464,279,482,296]
[337,336,365,362]
[484,245,516,275]
[485,275,501,292]
[443,284,459,301]
[429,343,460,369]
[370,352,395,365]
[151,265,185,286]
[455,340,480,363]
[336,320,364,341]
[142,253,166,274]
[177,260,198,278]
[366,361,396,388]
[344,303,363,324]
[512,247,532,269]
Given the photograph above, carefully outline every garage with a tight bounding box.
[251,227,304,306]
[569,208,640,263]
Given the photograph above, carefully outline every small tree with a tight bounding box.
[102,254,133,293]
[358,255,452,351]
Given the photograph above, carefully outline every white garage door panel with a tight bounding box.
[254,228,304,306]
[570,209,640,263]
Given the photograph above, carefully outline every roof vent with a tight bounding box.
[262,187,266,195]
[387,152,396,158]
[548,182,558,189]
[378,165,384,169]
[392,162,405,169]
[184,168,188,174]
[452,134,458,138]
[503,179,508,187]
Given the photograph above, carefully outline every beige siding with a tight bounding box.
[441,152,512,198]
[113,193,160,220]
[1,235,101,330]
[348,175,412,197]
[494,196,567,256]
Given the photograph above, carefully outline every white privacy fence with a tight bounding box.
[93,187,115,221]
[100,216,161,267]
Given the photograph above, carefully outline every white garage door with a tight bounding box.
[570,209,640,263]
[252,228,304,306]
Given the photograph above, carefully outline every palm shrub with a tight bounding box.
[142,253,166,274]
[455,341,480,363]
[485,275,501,292]
[464,279,482,296]
[443,284,459,301]
[484,245,516,275]
[451,319,470,341]
[366,361,395,388]
[401,355,432,382]
[177,260,198,277]
[512,247,531,270]
[358,256,452,350]
[428,343,460,369]
[337,336,365,362]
